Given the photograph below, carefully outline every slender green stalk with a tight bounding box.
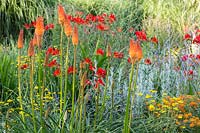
[82,97,87,133]
[64,37,70,107]
[128,63,139,132]
[123,62,135,133]
[17,49,25,122]
[79,84,84,132]
[100,57,110,120]
[70,45,77,133]
[37,47,44,133]
[94,88,100,129]
[30,56,37,133]
[60,26,64,115]
[61,36,70,133]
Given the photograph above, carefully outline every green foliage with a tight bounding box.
[0,0,56,44]
[0,46,17,100]
[143,0,200,43]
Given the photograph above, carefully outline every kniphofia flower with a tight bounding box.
[72,24,78,45]
[57,4,66,25]
[106,45,112,57]
[64,16,72,37]
[35,16,45,36]
[17,29,24,49]
[129,38,143,63]
[28,39,35,57]
[35,16,45,48]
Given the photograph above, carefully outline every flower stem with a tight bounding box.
[100,57,110,120]
[18,49,25,122]
[61,36,70,133]
[70,45,77,133]
[60,26,64,115]
[30,56,37,133]
[128,63,139,132]
[94,90,99,129]
[123,62,135,133]
[37,48,44,132]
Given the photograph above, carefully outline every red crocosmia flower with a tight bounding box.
[196,54,200,60]
[84,58,92,64]
[96,23,109,31]
[144,58,152,65]
[113,52,124,59]
[72,17,85,25]
[89,65,95,71]
[109,13,116,23]
[31,21,36,27]
[193,35,200,44]
[85,79,91,87]
[188,70,194,75]
[20,64,28,70]
[24,23,31,29]
[96,15,105,23]
[45,23,54,30]
[97,78,105,86]
[151,36,158,44]
[48,59,58,67]
[181,55,188,62]
[189,54,195,58]
[67,66,76,74]
[52,48,60,56]
[85,14,96,23]
[96,68,106,78]
[184,33,191,40]
[127,57,131,63]
[53,68,61,77]
[135,31,147,41]
[96,48,104,56]
[94,78,105,89]
[46,47,60,56]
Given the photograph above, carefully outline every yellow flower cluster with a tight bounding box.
[146,93,200,130]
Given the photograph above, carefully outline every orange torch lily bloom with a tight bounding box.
[58,4,66,25]
[129,38,143,63]
[17,29,24,49]
[28,39,35,57]
[72,24,78,45]
[64,15,72,37]
[35,16,45,36]
[35,16,45,49]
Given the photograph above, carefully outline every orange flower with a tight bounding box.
[32,34,37,46]
[64,16,72,37]
[17,29,24,49]
[189,101,198,108]
[35,16,45,36]
[58,4,65,25]
[28,39,35,57]
[129,38,143,63]
[72,24,78,45]
[35,16,45,49]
